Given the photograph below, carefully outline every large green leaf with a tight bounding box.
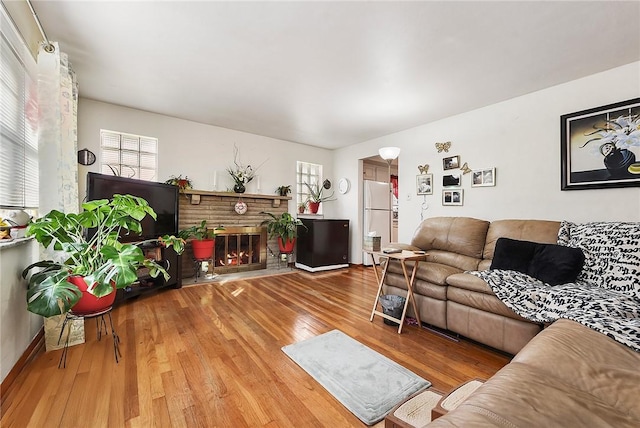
[26,270,80,317]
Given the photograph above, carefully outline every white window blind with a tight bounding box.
[0,7,39,209]
[100,130,158,181]
[296,161,322,210]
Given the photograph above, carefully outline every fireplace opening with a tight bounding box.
[213,226,267,273]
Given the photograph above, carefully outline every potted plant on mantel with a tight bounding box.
[178,220,224,260]
[303,182,336,214]
[276,185,291,197]
[22,195,186,318]
[260,212,307,253]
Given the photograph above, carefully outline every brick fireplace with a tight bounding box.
[178,190,291,279]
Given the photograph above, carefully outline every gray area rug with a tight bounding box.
[282,329,430,425]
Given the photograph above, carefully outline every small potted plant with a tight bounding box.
[178,220,223,260]
[297,201,307,214]
[165,174,193,196]
[303,182,336,214]
[22,195,185,318]
[260,212,307,253]
[276,185,292,197]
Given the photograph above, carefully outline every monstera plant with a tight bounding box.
[22,194,185,317]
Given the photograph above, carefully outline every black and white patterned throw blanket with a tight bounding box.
[471,221,640,352]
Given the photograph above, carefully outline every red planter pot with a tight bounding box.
[278,237,296,253]
[68,275,116,316]
[192,239,214,260]
[308,201,320,214]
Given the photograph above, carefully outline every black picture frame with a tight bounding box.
[560,98,640,190]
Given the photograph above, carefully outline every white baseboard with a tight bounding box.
[295,262,349,273]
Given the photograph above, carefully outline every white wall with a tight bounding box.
[0,241,42,382]
[77,99,335,215]
[334,62,640,264]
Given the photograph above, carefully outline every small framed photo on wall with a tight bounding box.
[416,174,433,195]
[442,155,460,170]
[442,189,463,206]
[471,168,496,187]
[442,174,461,187]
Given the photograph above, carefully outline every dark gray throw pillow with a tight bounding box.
[528,244,585,286]
[490,237,585,285]
[490,238,537,273]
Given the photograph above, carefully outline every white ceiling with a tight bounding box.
[31,1,640,150]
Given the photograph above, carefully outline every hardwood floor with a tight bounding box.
[1,266,510,427]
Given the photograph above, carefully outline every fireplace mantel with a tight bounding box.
[183,189,291,207]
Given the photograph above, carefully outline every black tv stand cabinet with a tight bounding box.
[115,243,182,304]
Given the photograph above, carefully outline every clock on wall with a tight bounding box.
[338,178,351,194]
[234,200,248,215]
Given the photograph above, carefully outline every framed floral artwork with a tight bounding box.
[416,174,433,195]
[561,98,640,190]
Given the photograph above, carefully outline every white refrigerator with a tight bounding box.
[363,180,391,266]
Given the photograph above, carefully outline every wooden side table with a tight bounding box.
[366,250,426,333]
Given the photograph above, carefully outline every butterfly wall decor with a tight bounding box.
[417,164,429,174]
[460,162,472,174]
[435,141,451,153]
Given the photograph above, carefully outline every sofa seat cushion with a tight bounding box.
[427,319,640,427]
[446,272,493,294]
[446,287,527,321]
[385,272,447,300]
[387,258,463,286]
[470,269,640,352]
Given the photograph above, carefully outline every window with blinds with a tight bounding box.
[296,161,322,211]
[0,7,39,209]
[100,130,158,181]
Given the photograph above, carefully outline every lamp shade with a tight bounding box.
[378,147,401,161]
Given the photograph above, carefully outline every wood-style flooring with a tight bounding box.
[1,266,511,427]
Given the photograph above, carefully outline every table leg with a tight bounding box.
[369,254,389,322]
[407,260,422,327]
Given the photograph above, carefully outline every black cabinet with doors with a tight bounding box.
[295,218,349,272]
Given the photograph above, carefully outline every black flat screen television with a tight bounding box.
[86,172,179,242]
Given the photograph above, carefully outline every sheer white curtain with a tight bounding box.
[37,43,84,348]
[37,42,79,215]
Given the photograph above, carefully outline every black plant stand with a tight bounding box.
[57,307,121,368]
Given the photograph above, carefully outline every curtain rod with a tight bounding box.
[26,0,54,53]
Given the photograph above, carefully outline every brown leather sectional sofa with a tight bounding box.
[383,216,560,354]
[383,216,640,427]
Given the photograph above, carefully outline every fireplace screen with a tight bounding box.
[213,226,267,273]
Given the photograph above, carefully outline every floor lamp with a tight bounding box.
[378,147,400,245]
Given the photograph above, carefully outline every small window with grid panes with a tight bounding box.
[296,161,323,214]
[100,130,158,181]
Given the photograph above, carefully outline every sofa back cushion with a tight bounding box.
[411,217,489,259]
[481,220,561,269]
[557,221,640,297]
